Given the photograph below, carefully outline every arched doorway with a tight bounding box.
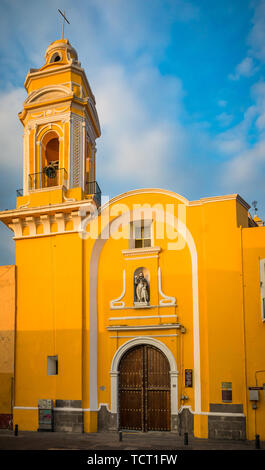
[118,345,171,431]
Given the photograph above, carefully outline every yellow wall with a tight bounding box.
[198,201,246,408]
[242,225,265,439]
[0,265,15,425]
[13,234,83,429]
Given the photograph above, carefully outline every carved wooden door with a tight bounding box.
[118,345,171,431]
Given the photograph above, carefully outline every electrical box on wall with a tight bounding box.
[249,389,259,401]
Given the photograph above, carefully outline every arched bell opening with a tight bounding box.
[41,131,60,188]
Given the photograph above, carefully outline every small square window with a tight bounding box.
[132,220,152,249]
[47,356,58,376]
[221,382,232,402]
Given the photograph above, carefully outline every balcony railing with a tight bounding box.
[86,180,101,207]
[28,168,68,191]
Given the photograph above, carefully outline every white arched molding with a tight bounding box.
[89,194,201,416]
[110,337,179,416]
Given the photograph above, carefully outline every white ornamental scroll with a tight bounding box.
[158,267,176,306]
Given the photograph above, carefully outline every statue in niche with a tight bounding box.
[134,271,149,304]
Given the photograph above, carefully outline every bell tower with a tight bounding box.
[18,38,101,207]
[0,37,103,433]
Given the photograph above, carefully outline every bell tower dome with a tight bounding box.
[18,38,101,207]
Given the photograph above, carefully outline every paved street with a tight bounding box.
[0,429,264,450]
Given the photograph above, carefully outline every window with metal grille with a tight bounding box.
[221,382,232,402]
[47,356,58,376]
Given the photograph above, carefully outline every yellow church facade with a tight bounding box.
[0,39,265,440]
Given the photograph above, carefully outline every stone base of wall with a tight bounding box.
[97,407,191,433]
[171,414,179,432]
[54,400,83,433]
[98,405,117,431]
[177,408,194,436]
[208,404,246,440]
[97,406,182,433]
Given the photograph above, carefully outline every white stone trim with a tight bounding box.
[25,85,73,105]
[110,337,179,416]
[110,334,179,339]
[99,188,250,213]
[36,123,62,140]
[55,212,65,232]
[13,406,38,410]
[40,214,51,234]
[110,270,126,309]
[13,230,78,240]
[27,111,71,129]
[14,404,244,418]
[99,188,189,209]
[8,209,90,239]
[109,314,177,321]
[178,405,245,418]
[122,247,161,257]
[70,113,83,188]
[125,255,159,261]
[10,219,23,238]
[25,217,36,236]
[107,324,180,331]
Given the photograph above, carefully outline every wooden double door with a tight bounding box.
[118,345,171,431]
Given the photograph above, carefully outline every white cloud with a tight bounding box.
[247,0,265,62]
[229,56,257,81]
[217,100,227,108]
[216,112,234,127]
[228,1,265,82]
[95,64,189,190]
[217,80,265,202]
[0,88,25,170]
[223,140,265,193]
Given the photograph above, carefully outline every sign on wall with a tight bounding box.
[185,369,193,388]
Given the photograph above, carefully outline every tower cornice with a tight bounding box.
[24,63,95,104]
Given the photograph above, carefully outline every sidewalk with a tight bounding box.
[0,429,264,451]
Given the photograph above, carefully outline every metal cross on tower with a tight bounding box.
[58,9,70,39]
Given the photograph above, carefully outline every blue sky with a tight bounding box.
[0,0,265,265]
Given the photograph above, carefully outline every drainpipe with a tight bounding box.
[240,226,249,439]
